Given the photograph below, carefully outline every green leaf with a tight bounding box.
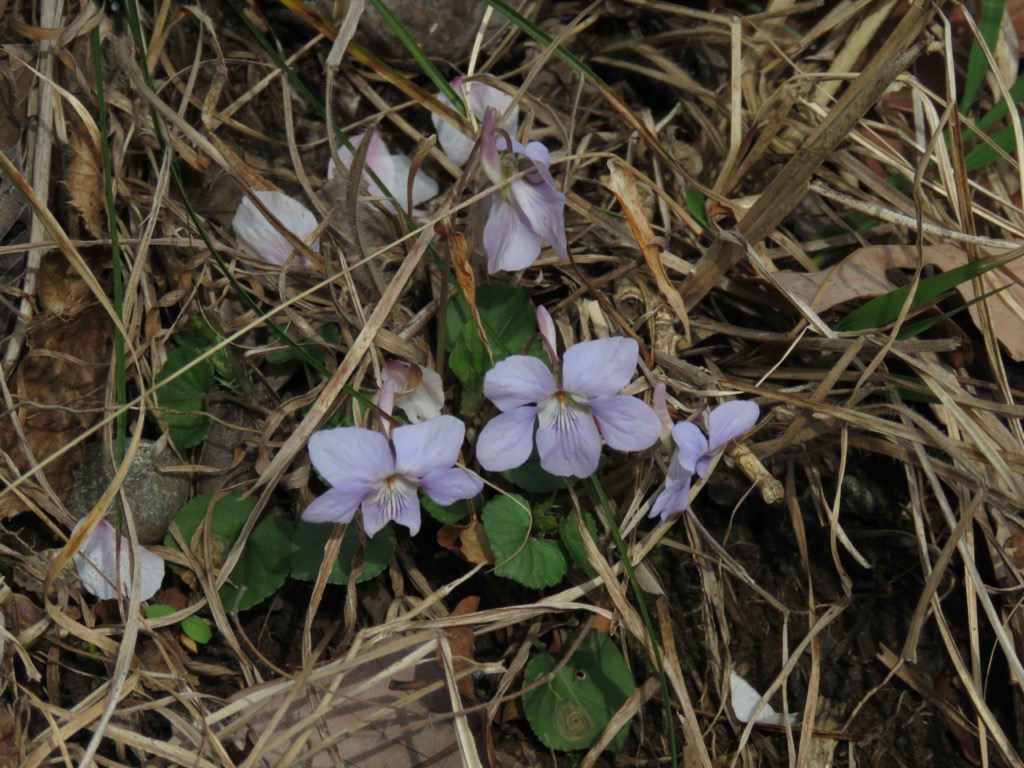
[154,347,214,449]
[523,632,636,752]
[684,188,712,234]
[165,493,294,611]
[145,603,175,619]
[502,458,570,493]
[181,615,213,644]
[444,285,539,360]
[290,522,396,585]
[449,319,490,411]
[559,511,599,579]
[481,495,566,589]
[221,517,295,612]
[145,604,213,643]
[422,497,470,525]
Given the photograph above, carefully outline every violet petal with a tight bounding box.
[562,337,639,399]
[483,355,556,411]
[309,427,393,487]
[509,171,568,262]
[536,398,602,477]
[476,405,539,472]
[588,395,662,451]
[483,195,542,273]
[649,474,693,524]
[420,467,484,506]
[671,421,708,474]
[301,484,369,525]
[707,400,760,451]
[392,416,466,478]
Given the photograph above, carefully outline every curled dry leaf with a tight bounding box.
[769,244,1024,360]
[437,519,493,566]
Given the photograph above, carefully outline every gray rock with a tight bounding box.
[67,440,190,544]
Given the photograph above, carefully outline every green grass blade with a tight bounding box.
[897,283,1013,339]
[835,249,1024,332]
[483,0,608,87]
[365,0,465,114]
[959,0,1005,112]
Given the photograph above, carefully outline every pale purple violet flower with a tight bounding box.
[432,76,520,166]
[232,189,319,267]
[303,416,483,537]
[328,131,439,214]
[476,336,662,478]
[478,107,568,273]
[72,518,165,601]
[649,400,760,524]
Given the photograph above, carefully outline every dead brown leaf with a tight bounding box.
[64,126,104,239]
[437,519,493,566]
[769,244,1024,360]
[0,304,113,517]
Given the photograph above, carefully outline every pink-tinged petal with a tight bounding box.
[72,519,164,601]
[377,378,396,424]
[649,474,692,524]
[232,190,318,266]
[383,359,411,389]
[562,337,639,399]
[536,305,557,363]
[476,405,538,471]
[651,383,674,440]
[362,476,421,537]
[671,421,708,474]
[483,355,556,410]
[361,132,395,197]
[465,80,518,133]
[478,107,502,182]
[434,81,519,166]
[393,416,466,478]
[588,395,662,451]
[483,195,541,273]
[420,467,483,506]
[301,484,368,525]
[707,400,760,452]
[536,398,602,477]
[510,175,568,261]
[309,427,393,486]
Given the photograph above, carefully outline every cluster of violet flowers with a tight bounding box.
[230,77,566,276]
[301,306,759,537]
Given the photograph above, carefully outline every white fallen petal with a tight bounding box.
[232,189,319,266]
[383,360,445,423]
[729,671,800,727]
[72,519,165,601]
